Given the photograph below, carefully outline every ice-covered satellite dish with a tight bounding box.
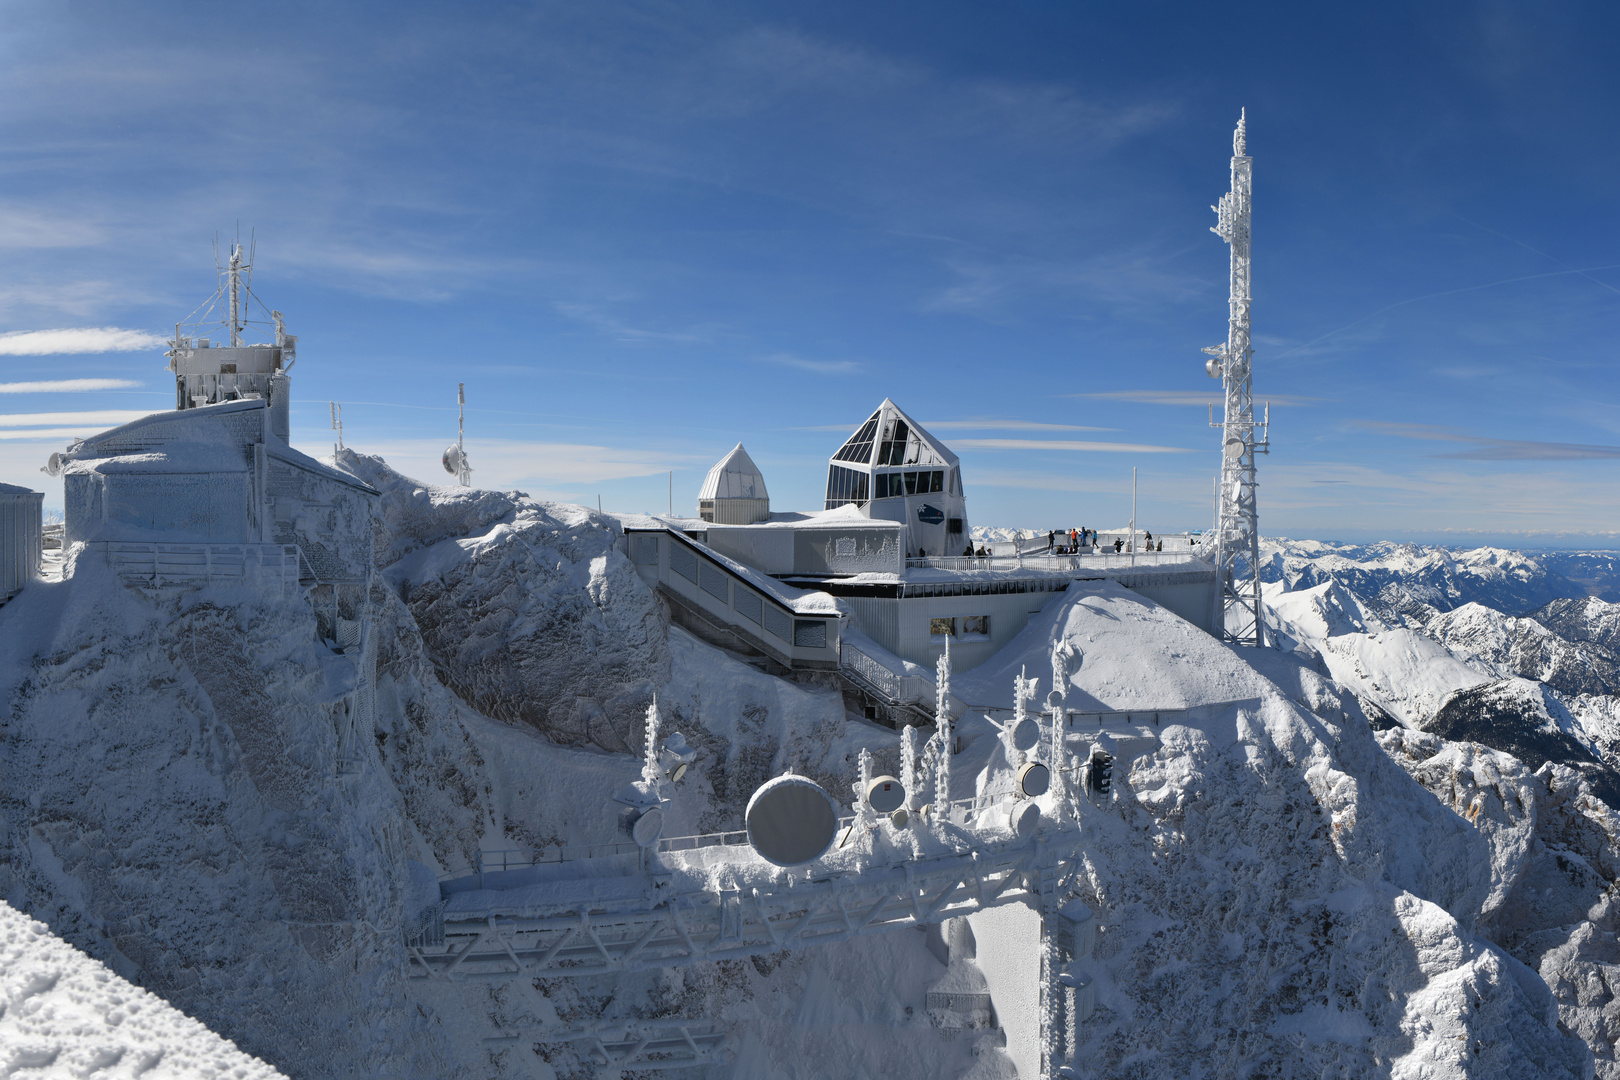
[889,808,909,828]
[42,452,62,478]
[1223,438,1243,460]
[1017,761,1050,798]
[1206,356,1223,379]
[1010,718,1040,752]
[866,775,905,814]
[746,775,839,866]
[631,806,664,847]
[1009,800,1041,838]
[442,444,467,475]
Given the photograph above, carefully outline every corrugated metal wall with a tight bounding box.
[0,491,43,600]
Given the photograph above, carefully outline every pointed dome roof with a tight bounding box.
[699,443,769,501]
[829,398,958,469]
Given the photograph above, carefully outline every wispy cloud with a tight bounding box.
[760,353,862,375]
[968,470,1130,494]
[0,378,141,393]
[1074,390,1328,407]
[1358,420,1620,461]
[0,328,167,355]
[0,410,150,429]
[553,302,706,344]
[357,439,691,490]
[919,419,1114,432]
[952,437,1190,454]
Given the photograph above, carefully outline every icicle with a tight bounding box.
[936,638,953,809]
[901,724,919,811]
[641,695,663,792]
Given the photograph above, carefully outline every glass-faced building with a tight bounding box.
[825,399,969,557]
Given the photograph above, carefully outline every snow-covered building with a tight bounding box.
[698,443,770,524]
[0,482,43,603]
[49,249,380,772]
[629,396,1215,692]
[824,399,968,557]
[57,399,377,587]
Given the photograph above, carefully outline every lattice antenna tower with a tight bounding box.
[1202,109,1270,646]
[442,382,473,486]
[330,402,343,454]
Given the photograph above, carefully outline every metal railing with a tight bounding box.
[906,548,1207,572]
[102,541,301,588]
[839,640,931,705]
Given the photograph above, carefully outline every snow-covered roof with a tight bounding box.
[60,400,379,496]
[0,481,38,495]
[698,443,768,501]
[829,398,958,470]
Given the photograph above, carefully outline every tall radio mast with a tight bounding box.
[1203,110,1269,646]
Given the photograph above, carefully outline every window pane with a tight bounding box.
[930,617,955,637]
[904,472,918,495]
[875,473,888,499]
[931,471,944,492]
[855,472,869,502]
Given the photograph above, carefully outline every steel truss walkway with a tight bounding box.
[487,1017,729,1073]
[408,833,1072,982]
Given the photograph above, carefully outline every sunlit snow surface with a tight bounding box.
[0,900,285,1079]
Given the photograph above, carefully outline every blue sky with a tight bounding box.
[2,2,1619,545]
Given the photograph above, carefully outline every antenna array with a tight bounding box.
[1202,110,1269,646]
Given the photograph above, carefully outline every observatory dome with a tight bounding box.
[698,443,770,524]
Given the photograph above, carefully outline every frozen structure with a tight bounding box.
[698,442,769,524]
[0,481,42,604]
[50,248,382,770]
[628,397,1215,724]
[1202,110,1270,645]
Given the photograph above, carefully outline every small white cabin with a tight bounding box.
[698,443,770,525]
[0,482,43,602]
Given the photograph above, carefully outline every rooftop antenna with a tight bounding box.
[1201,108,1269,646]
[331,402,343,454]
[441,383,473,486]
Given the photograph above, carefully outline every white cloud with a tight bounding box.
[952,437,1191,454]
[1074,390,1327,407]
[0,328,167,355]
[0,378,141,393]
[353,439,689,491]
[0,411,149,429]
[920,419,1114,432]
[760,353,862,375]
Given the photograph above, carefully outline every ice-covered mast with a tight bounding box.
[1203,109,1269,646]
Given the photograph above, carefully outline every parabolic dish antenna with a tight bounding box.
[630,806,664,847]
[1009,800,1041,839]
[865,775,905,814]
[442,445,467,475]
[43,452,62,478]
[1010,718,1040,752]
[1017,761,1050,798]
[746,774,839,866]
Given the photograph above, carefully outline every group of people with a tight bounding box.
[1048,527,1093,555]
[1046,527,1166,555]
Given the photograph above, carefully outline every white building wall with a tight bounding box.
[895,589,1066,672]
[0,489,42,600]
[969,902,1043,1080]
